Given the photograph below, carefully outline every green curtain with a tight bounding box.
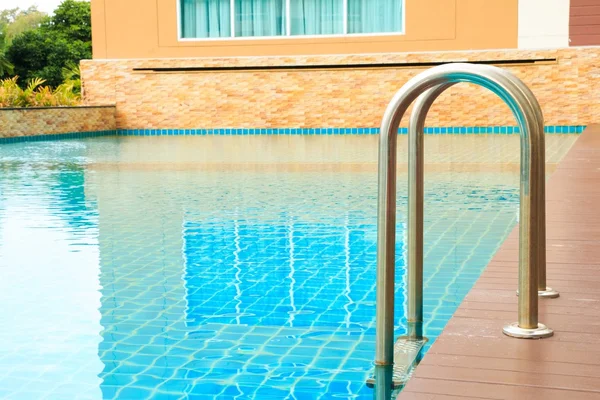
[290,0,343,36]
[181,0,231,38]
[347,0,402,34]
[235,0,286,37]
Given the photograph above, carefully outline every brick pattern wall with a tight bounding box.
[81,48,600,129]
[0,106,116,138]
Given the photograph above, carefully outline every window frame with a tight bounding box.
[176,0,406,41]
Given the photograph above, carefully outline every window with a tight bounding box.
[179,0,403,39]
[235,0,286,37]
[290,0,344,36]
[348,0,403,34]
[180,0,232,38]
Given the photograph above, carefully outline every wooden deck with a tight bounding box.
[398,126,600,400]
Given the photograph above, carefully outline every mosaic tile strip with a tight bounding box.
[116,126,586,136]
[0,130,116,144]
[0,125,583,145]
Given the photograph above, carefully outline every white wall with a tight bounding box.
[518,0,570,49]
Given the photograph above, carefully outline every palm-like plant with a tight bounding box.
[0,76,79,107]
[0,35,14,77]
[61,62,81,94]
[53,82,79,106]
[0,54,13,77]
[0,76,24,107]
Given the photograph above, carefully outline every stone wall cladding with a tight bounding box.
[80,48,600,129]
[0,106,116,138]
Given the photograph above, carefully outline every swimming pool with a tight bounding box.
[0,134,576,399]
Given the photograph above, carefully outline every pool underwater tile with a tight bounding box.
[0,134,580,399]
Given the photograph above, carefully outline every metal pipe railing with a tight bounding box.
[405,68,559,342]
[489,68,558,298]
[406,82,452,340]
[374,63,554,399]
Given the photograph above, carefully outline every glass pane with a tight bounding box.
[290,0,343,36]
[347,0,403,34]
[235,0,287,37]
[180,0,231,38]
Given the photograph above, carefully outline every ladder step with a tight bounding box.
[366,336,428,389]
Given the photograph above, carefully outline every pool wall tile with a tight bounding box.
[0,130,116,144]
[110,126,585,137]
[1,126,585,145]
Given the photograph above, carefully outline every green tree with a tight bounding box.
[0,8,19,36]
[0,54,13,76]
[5,0,91,88]
[4,7,47,43]
[7,30,89,87]
[46,0,91,42]
[0,35,13,77]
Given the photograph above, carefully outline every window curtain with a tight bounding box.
[347,0,402,34]
[181,0,231,38]
[290,0,343,36]
[235,0,286,37]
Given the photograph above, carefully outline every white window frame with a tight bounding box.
[176,0,406,41]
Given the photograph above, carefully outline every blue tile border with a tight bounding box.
[0,126,586,145]
[116,126,586,136]
[0,130,116,144]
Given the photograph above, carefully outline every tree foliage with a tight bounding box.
[2,7,47,44]
[47,0,91,43]
[0,35,13,76]
[4,0,91,87]
[0,54,13,76]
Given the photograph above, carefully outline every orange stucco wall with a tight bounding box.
[91,0,518,59]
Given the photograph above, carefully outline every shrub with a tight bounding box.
[0,76,79,107]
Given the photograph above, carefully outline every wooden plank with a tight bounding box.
[571,25,600,35]
[417,353,600,378]
[570,15,600,26]
[570,35,600,46]
[399,393,487,400]
[414,365,600,391]
[570,0,600,7]
[403,378,600,400]
[571,5,600,16]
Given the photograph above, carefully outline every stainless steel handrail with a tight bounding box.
[485,68,558,298]
[374,63,554,399]
[406,67,559,341]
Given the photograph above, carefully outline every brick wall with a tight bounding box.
[0,106,116,138]
[81,48,600,129]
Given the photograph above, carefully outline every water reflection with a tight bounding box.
[0,149,103,399]
[0,134,571,399]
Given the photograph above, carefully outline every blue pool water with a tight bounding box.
[0,135,576,399]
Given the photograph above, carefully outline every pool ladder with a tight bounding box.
[369,63,560,399]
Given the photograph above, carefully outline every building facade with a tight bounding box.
[82,0,600,130]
